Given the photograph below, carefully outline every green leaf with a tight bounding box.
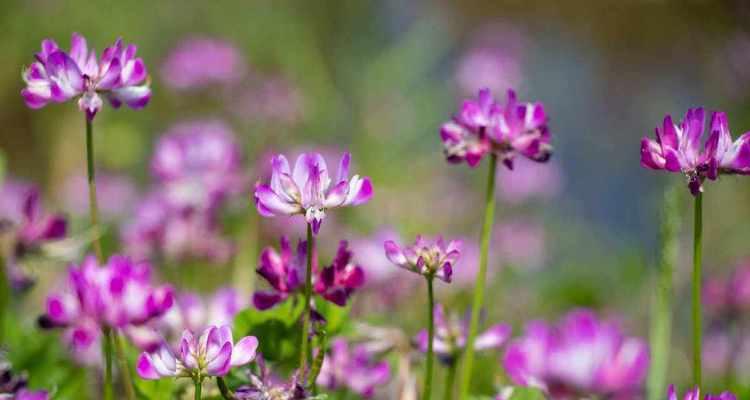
[232,299,305,363]
[312,297,351,336]
[133,378,177,400]
[506,386,547,400]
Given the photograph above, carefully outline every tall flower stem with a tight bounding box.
[0,253,7,344]
[647,185,680,400]
[458,153,498,400]
[423,276,435,400]
[103,328,114,400]
[113,330,136,400]
[692,192,703,387]
[299,222,314,370]
[194,378,203,400]
[85,117,103,261]
[443,361,457,400]
[217,377,236,400]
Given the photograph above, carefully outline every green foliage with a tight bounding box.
[233,298,305,364]
[134,378,177,400]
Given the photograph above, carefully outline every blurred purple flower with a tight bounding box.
[254,152,373,234]
[703,260,750,314]
[350,228,406,286]
[151,120,245,212]
[384,236,461,283]
[231,76,304,125]
[41,254,173,364]
[441,88,551,168]
[62,171,137,220]
[493,219,546,270]
[21,33,150,120]
[235,357,309,400]
[137,325,258,380]
[497,157,562,204]
[667,385,736,400]
[641,109,750,195]
[414,304,510,364]
[0,357,49,400]
[456,26,525,96]
[161,37,245,90]
[316,338,390,398]
[503,309,649,398]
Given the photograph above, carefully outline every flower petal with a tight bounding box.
[230,336,259,367]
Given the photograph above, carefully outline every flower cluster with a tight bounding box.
[440,88,551,168]
[235,358,310,400]
[384,236,461,282]
[316,338,390,398]
[254,152,373,234]
[667,385,736,400]
[414,304,510,364]
[253,237,364,309]
[137,325,258,380]
[41,255,173,364]
[641,108,750,195]
[503,309,649,398]
[22,33,150,120]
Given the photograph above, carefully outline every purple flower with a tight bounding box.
[384,236,461,282]
[503,309,649,398]
[667,385,736,400]
[137,325,258,380]
[493,219,547,270]
[235,357,309,400]
[316,338,390,398]
[0,179,67,253]
[161,37,245,90]
[314,241,365,306]
[441,88,551,169]
[62,171,137,220]
[641,109,750,195]
[42,254,173,364]
[21,33,151,120]
[414,304,510,364]
[151,120,245,212]
[253,237,305,310]
[230,76,305,125]
[253,152,373,234]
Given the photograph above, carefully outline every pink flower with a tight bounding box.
[137,325,258,380]
[384,236,461,283]
[254,152,373,234]
[21,33,151,120]
[317,338,390,398]
[667,385,736,400]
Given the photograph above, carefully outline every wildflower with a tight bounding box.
[151,120,245,212]
[316,338,390,398]
[667,385,736,400]
[641,109,750,195]
[21,33,150,120]
[161,37,245,90]
[253,152,373,234]
[503,309,649,398]
[384,236,461,282]
[440,88,551,169]
[137,325,258,380]
[314,241,365,306]
[235,357,311,400]
[414,304,510,364]
[41,255,173,363]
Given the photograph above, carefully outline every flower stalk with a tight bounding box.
[85,117,103,261]
[113,330,136,400]
[424,276,435,400]
[692,192,703,386]
[194,377,202,400]
[217,377,236,400]
[444,360,457,400]
[103,328,114,400]
[458,153,498,400]
[300,222,314,369]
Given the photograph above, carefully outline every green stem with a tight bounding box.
[194,378,202,400]
[444,361,457,400]
[309,328,328,393]
[217,377,236,400]
[85,117,103,262]
[424,276,435,400]
[299,222,314,370]
[458,153,497,400]
[692,192,703,387]
[113,330,136,400]
[103,328,114,400]
[0,253,7,345]
[647,185,680,400]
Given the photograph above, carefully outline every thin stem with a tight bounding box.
[647,185,680,400]
[194,378,202,400]
[85,117,103,261]
[458,153,497,400]
[299,222,314,370]
[113,330,136,400]
[423,277,435,400]
[443,361,457,400]
[692,192,703,387]
[103,328,114,400]
[0,253,7,345]
[217,377,236,400]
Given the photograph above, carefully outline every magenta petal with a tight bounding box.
[206,341,233,376]
[230,336,259,367]
[474,323,511,350]
[253,291,283,310]
[136,352,161,380]
[384,240,406,266]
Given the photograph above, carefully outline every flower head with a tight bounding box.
[667,385,736,400]
[314,241,365,306]
[641,109,750,195]
[137,325,258,380]
[41,254,173,363]
[440,88,551,169]
[503,309,649,398]
[235,357,311,400]
[316,339,390,398]
[254,152,373,234]
[384,236,461,282]
[415,304,510,364]
[22,33,151,120]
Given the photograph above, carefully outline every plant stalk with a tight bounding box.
[300,222,314,369]
[85,117,103,261]
[692,192,703,387]
[423,276,435,400]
